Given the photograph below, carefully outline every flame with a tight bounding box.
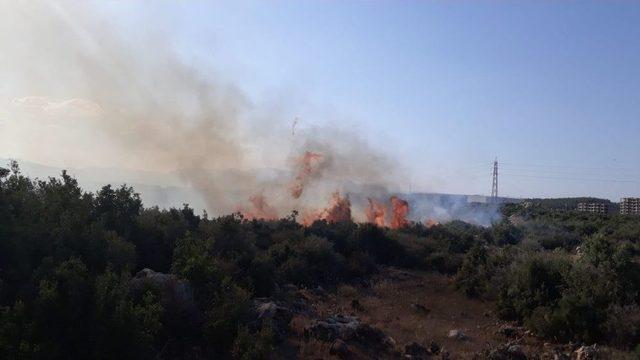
[289,151,324,199]
[390,196,409,229]
[366,198,387,227]
[301,191,352,226]
[240,194,278,220]
[425,218,440,228]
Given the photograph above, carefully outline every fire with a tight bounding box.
[301,191,352,226]
[366,198,387,227]
[390,196,409,229]
[425,218,440,228]
[289,151,324,199]
[240,194,278,220]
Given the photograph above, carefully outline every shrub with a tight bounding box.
[274,235,346,286]
[203,280,251,353]
[497,253,568,320]
[423,252,463,274]
[232,323,276,360]
[455,245,491,297]
[604,304,640,348]
[354,224,405,265]
[492,220,523,246]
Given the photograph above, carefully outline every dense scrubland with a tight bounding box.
[2,162,640,358]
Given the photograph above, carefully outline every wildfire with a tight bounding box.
[242,149,410,228]
[301,191,352,226]
[240,194,278,220]
[425,218,440,228]
[289,151,324,199]
[365,198,387,227]
[364,195,410,229]
[390,196,409,229]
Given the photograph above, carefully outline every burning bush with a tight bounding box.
[302,192,352,226]
[289,151,324,199]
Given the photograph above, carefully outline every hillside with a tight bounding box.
[2,163,640,359]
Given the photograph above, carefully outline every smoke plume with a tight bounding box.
[0,1,404,220]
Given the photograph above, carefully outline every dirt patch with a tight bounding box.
[282,267,631,359]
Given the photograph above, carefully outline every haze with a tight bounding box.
[1,0,639,207]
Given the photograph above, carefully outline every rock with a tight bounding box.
[479,342,527,360]
[282,283,298,293]
[497,325,519,338]
[354,323,396,351]
[330,339,351,358]
[404,342,428,359]
[130,268,193,304]
[574,345,597,360]
[412,303,431,315]
[306,314,396,354]
[254,300,292,322]
[507,344,526,358]
[447,329,468,341]
[289,298,310,314]
[129,268,198,322]
[428,341,441,355]
[351,299,365,312]
[305,315,360,341]
[251,299,293,341]
[313,285,327,297]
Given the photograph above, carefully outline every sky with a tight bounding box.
[2,1,640,200]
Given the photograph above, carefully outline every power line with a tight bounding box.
[500,162,638,172]
[501,173,640,184]
[500,168,640,178]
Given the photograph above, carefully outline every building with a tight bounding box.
[467,195,488,204]
[577,202,608,214]
[620,198,640,215]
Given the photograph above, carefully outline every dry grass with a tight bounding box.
[282,267,634,359]
[336,284,358,298]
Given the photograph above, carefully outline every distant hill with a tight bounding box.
[521,197,619,212]
[0,158,208,211]
[1,158,519,224]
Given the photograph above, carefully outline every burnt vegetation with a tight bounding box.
[2,162,640,358]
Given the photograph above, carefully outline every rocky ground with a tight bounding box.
[251,267,633,359]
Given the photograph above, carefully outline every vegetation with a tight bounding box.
[3,163,640,357]
[457,202,640,350]
[0,162,487,358]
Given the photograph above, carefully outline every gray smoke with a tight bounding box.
[404,193,501,227]
[0,1,404,217]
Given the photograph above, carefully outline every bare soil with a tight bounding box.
[283,267,631,359]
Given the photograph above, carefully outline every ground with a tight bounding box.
[277,267,632,359]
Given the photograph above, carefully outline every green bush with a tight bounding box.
[232,323,276,360]
[7,161,640,355]
[455,245,491,297]
[492,220,523,246]
[274,235,346,286]
[354,224,406,265]
[497,253,568,320]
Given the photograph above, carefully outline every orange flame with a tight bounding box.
[366,198,387,227]
[240,194,278,220]
[301,191,352,226]
[390,196,409,229]
[289,151,324,199]
[425,218,440,228]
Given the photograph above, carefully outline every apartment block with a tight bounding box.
[620,198,640,215]
[577,202,608,214]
